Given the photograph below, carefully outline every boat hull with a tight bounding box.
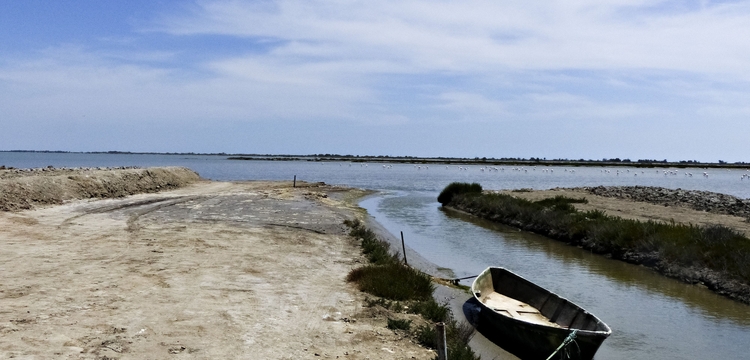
[472,267,611,360]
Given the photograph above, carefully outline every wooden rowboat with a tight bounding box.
[472,267,611,360]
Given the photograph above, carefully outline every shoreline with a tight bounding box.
[4,168,746,358]
[445,186,750,305]
[0,170,438,359]
[3,150,750,169]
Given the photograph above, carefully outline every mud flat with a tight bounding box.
[0,170,436,359]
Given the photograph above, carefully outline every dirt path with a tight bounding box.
[497,188,750,237]
[0,181,435,359]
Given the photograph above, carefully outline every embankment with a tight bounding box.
[444,187,750,304]
[583,185,750,219]
[0,166,201,211]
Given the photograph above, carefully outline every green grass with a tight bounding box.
[415,319,478,360]
[343,219,479,360]
[344,219,399,265]
[387,318,412,331]
[444,188,750,283]
[408,298,450,323]
[346,262,434,301]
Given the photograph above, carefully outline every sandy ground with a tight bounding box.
[497,188,750,237]
[8,174,744,359]
[0,180,436,360]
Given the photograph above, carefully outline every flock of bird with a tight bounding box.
[345,163,750,181]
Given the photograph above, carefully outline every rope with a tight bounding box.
[546,329,579,360]
[446,274,479,285]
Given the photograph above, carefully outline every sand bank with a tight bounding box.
[0,166,201,212]
[0,171,436,359]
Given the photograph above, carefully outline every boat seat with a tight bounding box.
[482,291,560,327]
[491,304,540,318]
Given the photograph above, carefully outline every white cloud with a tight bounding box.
[436,92,509,121]
[156,0,750,75]
[2,0,750,158]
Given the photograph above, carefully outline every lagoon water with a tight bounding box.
[3,152,750,359]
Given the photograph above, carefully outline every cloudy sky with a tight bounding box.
[1,0,749,161]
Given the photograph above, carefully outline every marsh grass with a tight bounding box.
[346,263,434,301]
[415,319,477,360]
[409,298,450,323]
[415,324,438,348]
[448,191,750,283]
[364,297,404,311]
[344,219,479,360]
[387,318,412,331]
[344,219,399,265]
[438,182,482,206]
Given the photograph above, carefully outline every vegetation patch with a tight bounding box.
[387,318,412,331]
[346,263,434,301]
[437,182,482,206]
[344,219,479,360]
[442,186,750,288]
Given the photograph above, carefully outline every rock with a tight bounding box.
[583,185,750,218]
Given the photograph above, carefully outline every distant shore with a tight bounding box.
[2,150,748,169]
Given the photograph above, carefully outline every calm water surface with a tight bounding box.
[3,152,750,359]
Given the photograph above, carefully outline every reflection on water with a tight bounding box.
[364,192,750,360]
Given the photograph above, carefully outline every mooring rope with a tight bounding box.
[546,329,579,360]
[445,274,479,285]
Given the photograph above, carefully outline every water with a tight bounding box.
[3,152,750,359]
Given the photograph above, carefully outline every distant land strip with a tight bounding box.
[227,156,750,169]
[1,150,749,169]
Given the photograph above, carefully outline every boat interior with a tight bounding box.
[474,267,610,333]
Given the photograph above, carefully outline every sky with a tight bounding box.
[1,0,749,161]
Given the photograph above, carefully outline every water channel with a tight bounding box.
[2,152,750,359]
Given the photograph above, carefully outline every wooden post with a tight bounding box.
[436,322,447,360]
[293,175,296,188]
[400,231,408,266]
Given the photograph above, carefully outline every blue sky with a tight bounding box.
[1,0,749,161]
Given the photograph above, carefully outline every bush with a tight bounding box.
[409,298,449,323]
[347,262,434,301]
[415,325,437,348]
[343,219,480,360]
[415,319,478,360]
[344,219,399,265]
[387,318,412,331]
[438,182,482,205]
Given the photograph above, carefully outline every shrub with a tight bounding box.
[346,262,434,301]
[387,318,412,331]
[415,319,478,360]
[409,298,449,323]
[345,219,399,265]
[343,219,479,360]
[438,182,482,205]
[415,325,437,348]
